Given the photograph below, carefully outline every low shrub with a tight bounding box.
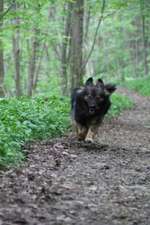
[108,93,133,118]
[124,77,150,96]
[0,93,133,166]
[0,96,70,166]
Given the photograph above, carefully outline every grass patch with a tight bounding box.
[0,93,133,167]
[124,77,150,96]
[108,93,133,118]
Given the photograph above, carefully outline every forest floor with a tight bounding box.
[0,88,150,225]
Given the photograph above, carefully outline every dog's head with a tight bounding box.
[81,77,116,115]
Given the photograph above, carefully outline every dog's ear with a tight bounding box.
[104,84,116,95]
[96,78,104,87]
[85,77,93,86]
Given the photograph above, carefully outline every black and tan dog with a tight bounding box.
[71,77,116,142]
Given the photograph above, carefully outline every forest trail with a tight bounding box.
[0,88,150,225]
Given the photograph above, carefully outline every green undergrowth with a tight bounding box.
[0,93,133,167]
[124,77,150,96]
[108,93,133,118]
[0,96,70,167]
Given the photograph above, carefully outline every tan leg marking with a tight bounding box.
[76,123,88,141]
[85,126,99,143]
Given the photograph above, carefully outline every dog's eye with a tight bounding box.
[84,95,92,100]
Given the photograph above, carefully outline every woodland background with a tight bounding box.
[0,0,150,97]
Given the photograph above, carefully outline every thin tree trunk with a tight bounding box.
[84,9,90,42]
[33,43,45,91]
[12,1,22,96]
[82,0,106,72]
[0,0,5,97]
[135,37,139,76]
[27,29,39,96]
[69,0,84,91]
[61,2,72,95]
[140,0,149,75]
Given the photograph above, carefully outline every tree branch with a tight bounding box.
[82,0,106,70]
[0,1,15,20]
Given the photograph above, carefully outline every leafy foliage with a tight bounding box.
[108,93,133,118]
[124,77,150,96]
[2,0,150,96]
[0,96,70,166]
[0,93,133,167]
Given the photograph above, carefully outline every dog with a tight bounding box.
[71,77,116,142]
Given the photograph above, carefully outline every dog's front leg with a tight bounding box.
[85,125,98,143]
[75,123,88,141]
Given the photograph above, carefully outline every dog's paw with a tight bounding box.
[85,137,94,143]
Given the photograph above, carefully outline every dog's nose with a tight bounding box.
[89,106,95,113]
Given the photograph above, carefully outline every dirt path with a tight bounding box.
[0,88,150,225]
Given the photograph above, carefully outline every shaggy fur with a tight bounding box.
[71,77,116,142]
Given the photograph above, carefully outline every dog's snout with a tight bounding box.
[89,106,96,113]
[90,105,95,110]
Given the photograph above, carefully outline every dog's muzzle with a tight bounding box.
[89,106,96,114]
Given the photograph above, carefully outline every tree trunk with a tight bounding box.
[12,1,22,96]
[84,9,90,42]
[140,0,149,75]
[69,0,84,92]
[61,2,73,95]
[27,29,39,96]
[0,0,5,97]
[32,43,45,91]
